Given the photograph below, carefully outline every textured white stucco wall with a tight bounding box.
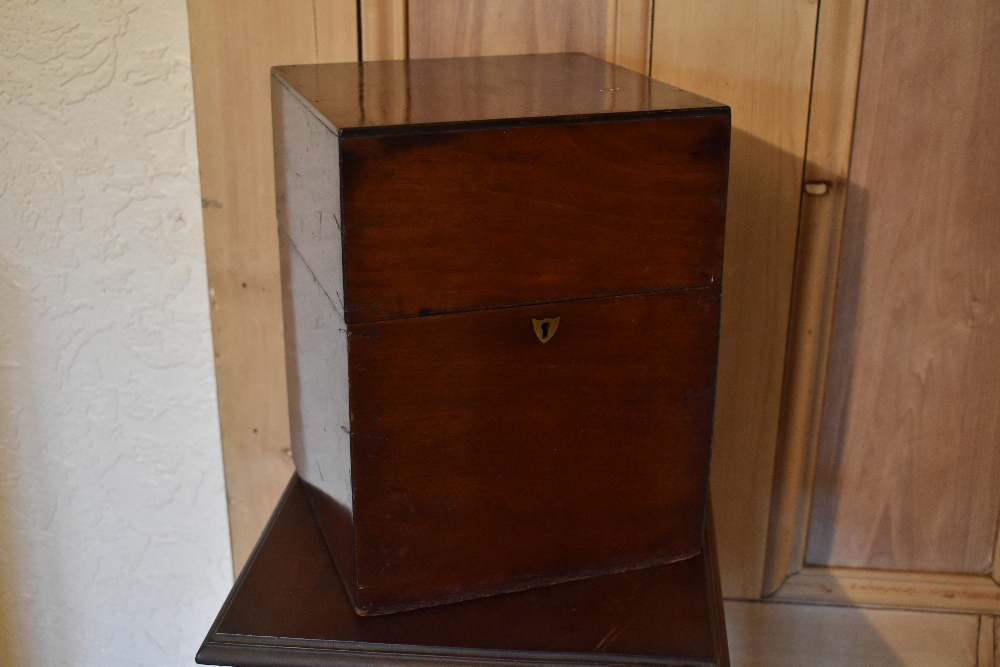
[0,1,233,665]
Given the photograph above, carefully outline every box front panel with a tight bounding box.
[347,287,721,613]
[340,114,729,324]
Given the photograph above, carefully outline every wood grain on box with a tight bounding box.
[340,115,728,323]
[273,53,730,615]
[346,289,721,612]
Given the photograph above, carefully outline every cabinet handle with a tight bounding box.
[803,181,831,196]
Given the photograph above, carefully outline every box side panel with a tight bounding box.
[347,287,720,613]
[273,76,352,513]
[340,114,730,324]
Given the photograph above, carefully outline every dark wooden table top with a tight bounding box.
[197,476,729,667]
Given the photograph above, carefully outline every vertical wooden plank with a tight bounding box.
[650,0,819,598]
[186,0,357,572]
[979,616,996,667]
[608,0,653,75]
[994,616,1000,667]
[602,0,618,66]
[806,0,1000,573]
[361,0,408,60]
[316,0,363,62]
[764,0,868,595]
[407,0,608,61]
[995,527,1000,585]
[725,601,979,667]
[407,0,651,76]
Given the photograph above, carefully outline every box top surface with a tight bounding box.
[273,53,728,136]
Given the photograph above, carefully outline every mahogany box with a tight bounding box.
[271,53,730,616]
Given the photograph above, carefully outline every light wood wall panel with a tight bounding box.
[361,0,408,60]
[407,0,651,74]
[763,0,868,595]
[650,1,820,598]
[725,601,980,667]
[772,567,1000,614]
[980,616,996,667]
[409,0,608,61]
[806,0,1000,573]
[186,0,358,572]
[605,0,653,75]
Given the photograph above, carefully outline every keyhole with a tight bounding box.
[540,321,550,339]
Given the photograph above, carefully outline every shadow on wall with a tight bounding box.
[717,129,905,666]
[803,182,870,567]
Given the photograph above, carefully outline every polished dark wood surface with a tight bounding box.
[340,288,721,614]
[272,53,731,615]
[341,114,729,324]
[273,53,727,136]
[197,476,729,667]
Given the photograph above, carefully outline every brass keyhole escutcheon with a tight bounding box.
[532,317,560,344]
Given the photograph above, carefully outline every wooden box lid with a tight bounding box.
[273,53,727,137]
[272,53,730,324]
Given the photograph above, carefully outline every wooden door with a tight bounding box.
[769,0,1000,603]
[755,0,1000,663]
